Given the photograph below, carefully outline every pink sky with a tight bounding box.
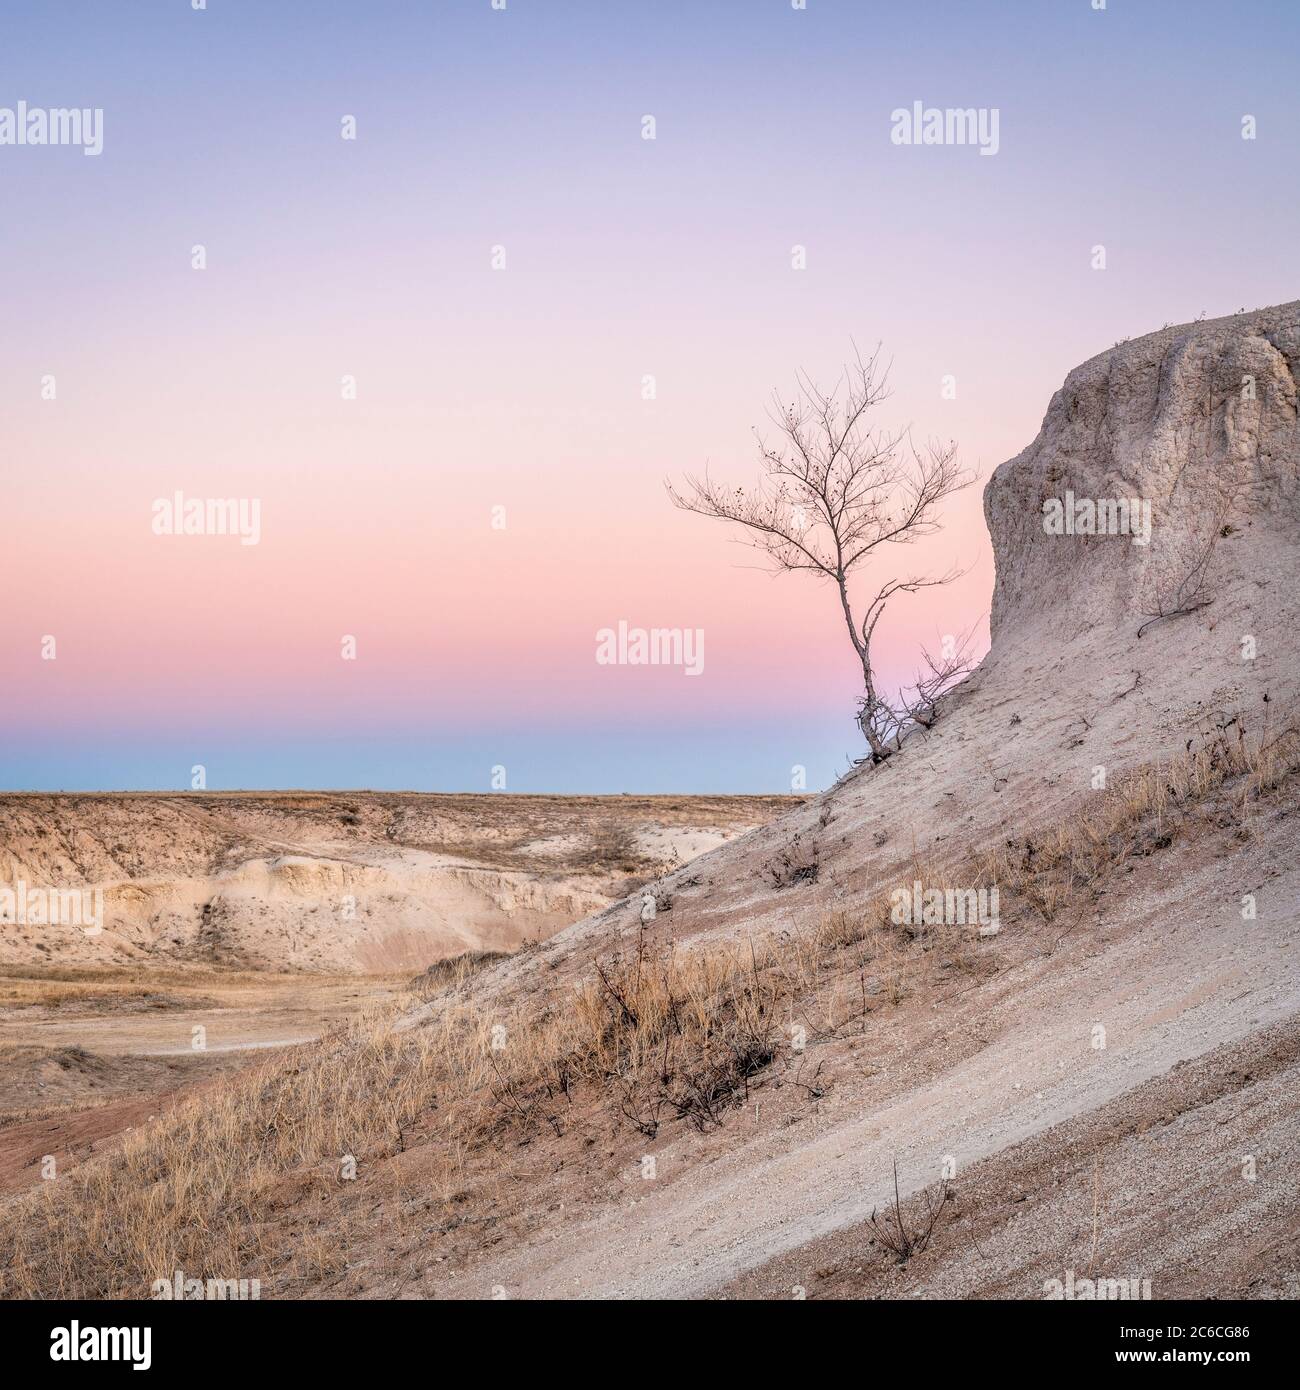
[4,0,1296,789]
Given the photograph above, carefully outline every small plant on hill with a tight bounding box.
[870,1158,950,1263]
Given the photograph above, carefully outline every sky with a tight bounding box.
[2,0,1297,793]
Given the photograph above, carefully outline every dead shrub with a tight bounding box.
[869,1159,950,1263]
[765,836,820,888]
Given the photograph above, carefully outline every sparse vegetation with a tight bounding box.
[869,1159,950,1262]
[979,723,1300,926]
[4,724,1296,1299]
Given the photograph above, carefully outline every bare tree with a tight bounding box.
[668,348,975,762]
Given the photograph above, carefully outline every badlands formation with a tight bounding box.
[3,304,1298,1300]
[0,793,791,972]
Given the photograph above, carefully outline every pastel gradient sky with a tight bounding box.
[2,0,1297,792]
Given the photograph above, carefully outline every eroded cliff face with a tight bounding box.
[985,303,1300,643]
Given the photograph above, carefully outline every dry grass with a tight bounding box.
[977,723,1300,925]
[2,905,947,1298]
[408,950,512,1000]
[5,725,1296,1299]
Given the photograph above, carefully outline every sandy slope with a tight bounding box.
[722,1012,1300,1300]
[395,303,1300,1299]
[421,797,1299,1298]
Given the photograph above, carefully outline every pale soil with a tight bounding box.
[0,793,793,973]
[381,789,1299,1300]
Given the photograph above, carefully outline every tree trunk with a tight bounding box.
[837,575,893,761]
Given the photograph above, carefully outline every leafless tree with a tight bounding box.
[668,348,975,762]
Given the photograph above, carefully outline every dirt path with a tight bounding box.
[0,977,397,1058]
[137,1036,315,1055]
